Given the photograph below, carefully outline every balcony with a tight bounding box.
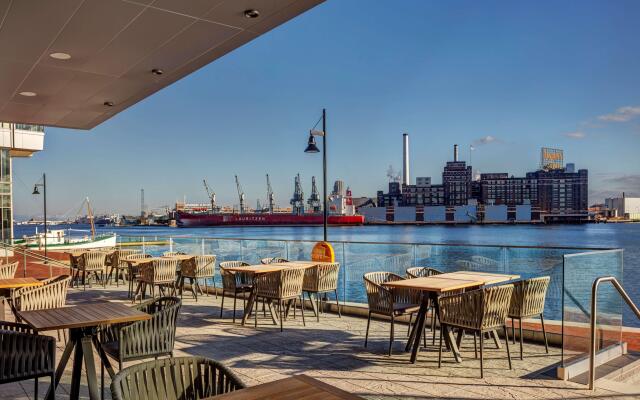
[0,123,45,157]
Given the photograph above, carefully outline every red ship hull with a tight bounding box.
[176,211,364,227]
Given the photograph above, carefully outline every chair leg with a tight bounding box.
[334,289,341,317]
[316,294,321,322]
[438,325,444,368]
[255,296,258,328]
[473,331,478,358]
[388,315,395,356]
[504,325,512,370]
[233,294,237,323]
[432,312,437,346]
[299,295,306,326]
[35,377,38,399]
[364,311,371,348]
[519,320,524,360]
[540,314,549,353]
[279,300,284,332]
[407,313,413,337]
[220,292,225,318]
[479,331,485,379]
[512,317,516,344]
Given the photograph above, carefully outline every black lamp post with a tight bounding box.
[32,173,47,261]
[304,108,328,241]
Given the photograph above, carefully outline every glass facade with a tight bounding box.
[0,148,11,243]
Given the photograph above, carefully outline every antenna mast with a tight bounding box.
[266,174,275,213]
[235,175,245,214]
[86,197,96,240]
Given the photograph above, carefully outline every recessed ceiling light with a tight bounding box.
[244,9,260,18]
[49,52,71,60]
[104,101,114,107]
[151,68,164,76]
[19,91,37,97]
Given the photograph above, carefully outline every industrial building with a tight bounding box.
[605,196,640,220]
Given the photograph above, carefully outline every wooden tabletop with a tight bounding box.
[210,375,363,400]
[382,271,518,293]
[0,277,43,289]
[222,261,325,274]
[18,301,151,332]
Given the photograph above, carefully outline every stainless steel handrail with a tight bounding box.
[589,276,640,390]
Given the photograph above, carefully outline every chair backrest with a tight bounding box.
[303,263,340,292]
[142,259,179,283]
[509,276,550,318]
[82,251,107,271]
[219,261,249,269]
[0,329,55,383]
[0,262,18,279]
[363,272,403,315]
[182,255,216,278]
[124,253,152,261]
[260,257,289,265]
[111,356,245,400]
[163,251,185,257]
[12,275,71,312]
[68,252,84,269]
[406,266,443,279]
[256,268,305,299]
[439,284,514,331]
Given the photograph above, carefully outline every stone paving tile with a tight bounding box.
[2,285,638,400]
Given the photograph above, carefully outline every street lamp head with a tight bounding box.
[304,132,320,153]
[32,185,40,195]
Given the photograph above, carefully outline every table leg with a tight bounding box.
[266,301,279,325]
[241,289,256,325]
[81,335,101,400]
[491,329,502,349]
[69,336,83,399]
[54,332,76,388]
[408,294,429,362]
[92,336,115,379]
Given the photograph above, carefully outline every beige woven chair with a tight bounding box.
[219,261,252,323]
[363,272,421,356]
[508,276,551,359]
[303,263,341,321]
[79,251,108,290]
[12,275,71,341]
[179,255,217,301]
[123,253,152,298]
[260,257,289,265]
[406,266,444,342]
[0,262,18,279]
[67,252,85,287]
[139,258,179,300]
[107,249,140,286]
[437,284,514,378]
[254,268,305,332]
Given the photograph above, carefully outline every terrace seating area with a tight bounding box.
[0,246,637,399]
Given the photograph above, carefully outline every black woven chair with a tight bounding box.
[0,321,56,400]
[101,297,182,369]
[111,356,245,400]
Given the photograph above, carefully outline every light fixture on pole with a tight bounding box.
[304,109,328,241]
[32,174,49,271]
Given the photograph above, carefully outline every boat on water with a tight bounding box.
[14,229,117,250]
[176,211,364,227]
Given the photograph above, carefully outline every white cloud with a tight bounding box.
[564,131,586,139]
[597,106,640,122]
[473,135,499,146]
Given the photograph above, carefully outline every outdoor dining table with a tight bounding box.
[222,261,327,326]
[18,301,151,400]
[209,374,364,399]
[125,255,196,300]
[0,277,43,319]
[383,271,519,363]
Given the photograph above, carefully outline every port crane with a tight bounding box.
[235,175,245,214]
[202,179,219,212]
[266,174,275,213]
[290,174,305,215]
[308,176,321,213]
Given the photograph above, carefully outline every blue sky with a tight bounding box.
[13,0,640,217]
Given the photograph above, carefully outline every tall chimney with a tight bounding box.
[402,133,410,185]
[454,144,459,162]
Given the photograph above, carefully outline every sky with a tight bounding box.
[13,0,640,217]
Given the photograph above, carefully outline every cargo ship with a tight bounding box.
[175,175,365,227]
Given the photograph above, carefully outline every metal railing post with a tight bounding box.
[23,251,27,278]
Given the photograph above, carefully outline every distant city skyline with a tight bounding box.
[13,0,640,217]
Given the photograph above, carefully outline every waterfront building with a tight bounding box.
[442,144,472,206]
[332,179,345,197]
[606,195,640,219]
[478,173,538,206]
[0,122,45,242]
[526,168,588,222]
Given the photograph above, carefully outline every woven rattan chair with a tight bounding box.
[110,356,245,400]
[508,276,551,359]
[437,284,514,378]
[0,261,18,279]
[179,255,216,301]
[254,268,306,332]
[260,257,289,265]
[123,253,152,298]
[406,266,444,342]
[219,261,252,322]
[107,249,140,286]
[139,258,179,299]
[0,321,56,400]
[101,297,182,370]
[67,252,84,287]
[363,272,421,355]
[303,262,341,321]
[79,251,108,289]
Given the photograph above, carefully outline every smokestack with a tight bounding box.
[402,133,410,185]
[454,144,459,162]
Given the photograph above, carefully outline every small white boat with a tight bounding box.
[15,229,117,250]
